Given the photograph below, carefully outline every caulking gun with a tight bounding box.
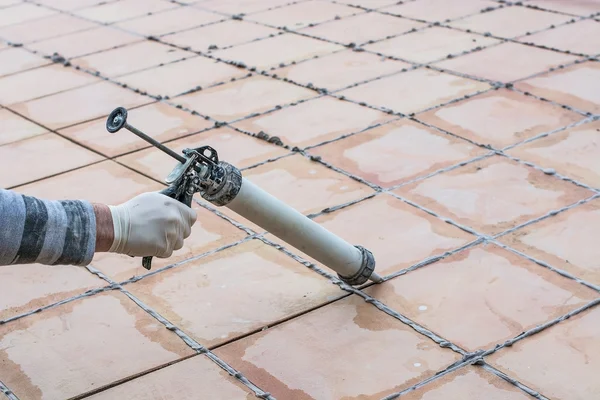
[106,107,382,286]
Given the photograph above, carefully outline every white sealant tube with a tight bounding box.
[226,178,382,284]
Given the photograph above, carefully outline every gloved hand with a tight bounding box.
[107,192,197,258]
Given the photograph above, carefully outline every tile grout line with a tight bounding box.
[480,362,551,400]
[0,380,19,400]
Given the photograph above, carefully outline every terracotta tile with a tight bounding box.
[241,153,373,215]
[116,57,247,98]
[71,41,193,78]
[0,108,47,146]
[515,61,600,114]
[34,0,113,10]
[0,47,49,77]
[215,295,461,399]
[176,75,314,122]
[301,12,425,45]
[435,42,579,82]
[10,81,152,130]
[368,244,598,351]
[525,19,600,55]
[365,27,499,63]
[338,68,490,114]
[507,121,600,188]
[488,306,600,400]
[0,264,105,321]
[0,291,193,400]
[59,102,212,157]
[382,0,498,22]
[74,0,177,24]
[0,64,98,105]
[248,0,356,29]
[309,120,485,187]
[0,0,19,7]
[529,0,600,16]
[127,240,344,346]
[269,194,474,276]
[0,14,97,44]
[395,156,594,235]
[335,0,403,8]
[115,7,223,37]
[418,89,583,148]
[276,50,409,91]
[401,366,532,399]
[0,133,102,188]
[232,96,394,148]
[28,26,141,59]
[92,201,247,282]
[451,6,570,38]
[16,160,163,204]
[0,3,56,28]
[118,126,287,181]
[500,198,600,286]
[162,20,278,52]
[86,355,253,399]
[212,34,343,70]
[196,0,291,14]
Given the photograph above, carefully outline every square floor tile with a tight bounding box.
[400,366,532,399]
[435,42,579,82]
[71,41,193,78]
[529,0,600,16]
[365,27,499,63]
[28,26,141,59]
[382,0,498,22]
[0,133,102,188]
[92,201,247,282]
[488,306,600,400]
[367,244,598,350]
[16,160,163,204]
[87,355,253,399]
[525,19,600,56]
[232,96,394,148]
[300,11,425,45]
[34,0,115,10]
[515,61,600,114]
[196,0,291,14]
[241,153,373,215]
[162,20,278,52]
[0,64,99,105]
[269,194,474,276]
[74,0,176,24]
[10,81,152,130]
[277,50,409,91]
[115,7,223,37]
[116,56,247,98]
[418,89,583,148]
[0,47,49,77]
[59,102,212,157]
[118,126,287,181]
[247,0,356,29]
[0,291,193,400]
[395,156,594,234]
[214,295,461,400]
[338,68,490,114]
[0,3,56,28]
[0,264,105,321]
[0,14,97,44]
[175,75,315,122]
[309,119,485,187]
[507,120,600,188]
[213,34,343,70]
[126,239,344,347]
[335,0,400,7]
[500,198,600,286]
[451,6,570,38]
[0,109,47,146]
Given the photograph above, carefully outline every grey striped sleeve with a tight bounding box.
[0,189,96,266]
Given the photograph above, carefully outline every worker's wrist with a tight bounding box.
[93,203,114,252]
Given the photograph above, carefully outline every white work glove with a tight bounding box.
[107,192,197,258]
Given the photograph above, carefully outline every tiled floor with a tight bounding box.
[1,0,599,399]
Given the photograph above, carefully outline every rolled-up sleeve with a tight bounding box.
[0,189,96,266]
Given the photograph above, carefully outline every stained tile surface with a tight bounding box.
[524,19,600,55]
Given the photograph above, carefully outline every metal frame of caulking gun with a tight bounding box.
[106,107,382,285]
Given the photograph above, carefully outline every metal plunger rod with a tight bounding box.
[123,123,187,164]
